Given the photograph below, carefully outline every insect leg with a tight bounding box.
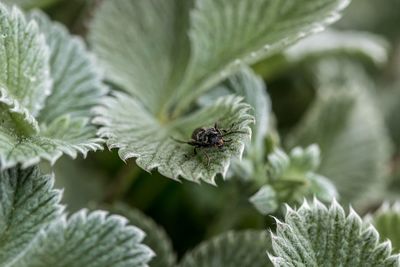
[202,150,210,166]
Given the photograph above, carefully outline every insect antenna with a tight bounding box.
[221,130,247,137]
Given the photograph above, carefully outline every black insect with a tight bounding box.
[172,123,246,166]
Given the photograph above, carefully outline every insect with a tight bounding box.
[172,123,246,166]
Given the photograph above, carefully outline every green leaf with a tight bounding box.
[0,165,154,267]
[179,230,273,267]
[287,59,391,204]
[372,202,400,253]
[89,0,192,114]
[0,167,63,265]
[29,10,107,124]
[175,0,351,112]
[250,144,337,215]
[0,5,51,118]
[199,67,271,181]
[90,0,350,182]
[110,204,176,267]
[249,185,278,215]
[285,30,389,66]
[12,210,154,267]
[269,199,400,266]
[0,4,105,169]
[94,93,253,184]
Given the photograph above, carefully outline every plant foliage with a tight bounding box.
[179,230,272,267]
[250,145,337,215]
[372,202,400,253]
[269,199,400,266]
[0,166,153,267]
[0,4,105,170]
[287,59,391,204]
[90,0,350,183]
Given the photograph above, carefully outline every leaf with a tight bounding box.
[179,230,273,267]
[287,59,391,204]
[12,210,154,267]
[199,67,271,181]
[269,199,400,266]
[372,202,400,253]
[110,203,176,267]
[173,0,351,112]
[0,5,51,118]
[29,10,107,124]
[249,185,278,215]
[89,0,192,114]
[0,167,63,265]
[0,165,154,267]
[0,4,104,169]
[94,93,253,184]
[250,145,337,215]
[90,0,350,181]
[285,30,389,66]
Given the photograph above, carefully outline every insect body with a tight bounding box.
[172,123,246,166]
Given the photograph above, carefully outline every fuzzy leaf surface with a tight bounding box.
[176,0,351,110]
[0,5,50,132]
[90,0,350,181]
[29,10,107,124]
[270,199,400,266]
[179,230,272,267]
[199,67,271,181]
[287,60,391,204]
[0,5,104,169]
[373,202,400,253]
[0,166,154,267]
[285,30,389,66]
[111,204,176,267]
[12,210,154,267]
[0,167,63,265]
[91,0,350,114]
[94,94,253,184]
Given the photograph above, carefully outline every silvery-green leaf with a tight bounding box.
[111,204,176,267]
[269,199,400,266]
[217,67,270,152]
[12,210,154,267]
[251,145,337,214]
[0,88,39,136]
[90,0,350,181]
[285,30,389,66]
[372,202,400,253]
[249,185,278,215]
[200,67,271,181]
[0,5,51,119]
[1,114,103,170]
[90,0,349,115]
[89,0,192,114]
[287,60,391,204]
[179,230,272,267]
[174,0,351,112]
[94,93,253,184]
[0,166,63,265]
[29,10,107,124]
[0,4,104,169]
